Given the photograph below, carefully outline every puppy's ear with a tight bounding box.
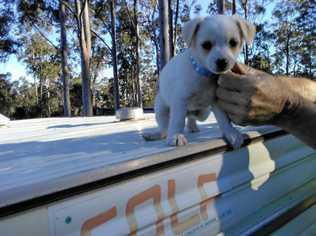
[232,14,256,45]
[182,17,204,47]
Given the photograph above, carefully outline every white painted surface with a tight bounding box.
[0,113,9,127]
[47,136,316,236]
[0,113,281,208]
[0,208,49,236]
[0,114,315,236]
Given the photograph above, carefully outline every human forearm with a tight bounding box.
[277,76,316,104]
[274,82,316,149]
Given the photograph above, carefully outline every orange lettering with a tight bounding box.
[126,185,164,236]
[198,173,216,220]
[80,206,117,236]
[168,179,201,234]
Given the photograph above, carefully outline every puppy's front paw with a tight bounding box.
[167,134,188,146]
[223,129,244,149]
[142,131,167,141]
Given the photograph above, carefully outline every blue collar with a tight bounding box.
[190,55,214,77]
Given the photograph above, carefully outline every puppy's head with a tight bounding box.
[182,15,256,74]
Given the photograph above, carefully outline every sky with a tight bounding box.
[0,54,32,81]
[0,0,276,82]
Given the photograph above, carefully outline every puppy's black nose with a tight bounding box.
[216,58,228,71]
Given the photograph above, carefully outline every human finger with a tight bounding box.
[227,113,250,126]
[232,62,269,76]
[218,72,249,91]
[216,100,246,116]
[216,87,249,106]
[231,63,247,74]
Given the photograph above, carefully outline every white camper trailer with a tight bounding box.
[0,114,315,236]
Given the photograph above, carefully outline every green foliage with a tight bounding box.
[0,1,19,62]
[0,73,15,116]
[70,77,82,116]
[11,77,40,119]
[20,33,61,117]
[95,78,115,110]
[270,0,315,77]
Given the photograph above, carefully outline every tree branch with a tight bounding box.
[63,1,76,15]
[71,1,110,55]
[79,0,88,22]
[98,13,111,34]
[26,15,59,51]
[122,0,137,33]
[63,0,82,35]
[90,29,112,52]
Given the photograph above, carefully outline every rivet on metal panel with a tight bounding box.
[65,216,72,224]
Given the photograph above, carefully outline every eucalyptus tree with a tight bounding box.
[17,0,73,116]
[21,34,60,117]
[158,0,170,69]
[75,0,93,116]
[59,0,71,116]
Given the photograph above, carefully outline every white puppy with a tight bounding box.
[144,15,256,148]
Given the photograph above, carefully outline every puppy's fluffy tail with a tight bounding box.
[142,131,166,141]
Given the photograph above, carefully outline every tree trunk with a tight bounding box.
[154,32,160,73]
[168,0,174,58]
[173,0,179,56]
[47,80,51,117]
[133,0,142,108]
[75,0,92,116]
[217,0,225,14]
[110,0,120,110]
[83,0,92,57]
[232,0,236,14]
[293,58,297,76]
[148,6,160,73]
[241,0,249,64]
[284,22,292,76]
[34,77,38,105]
[309,46,312,77]
[285,30,290,75]
[40,77,43,117]
[92,70,98,109]
[59,0,71,117]
[158,0,170,70]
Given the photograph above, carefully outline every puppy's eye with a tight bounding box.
[229,38,238,48]
[201,41,212,50]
